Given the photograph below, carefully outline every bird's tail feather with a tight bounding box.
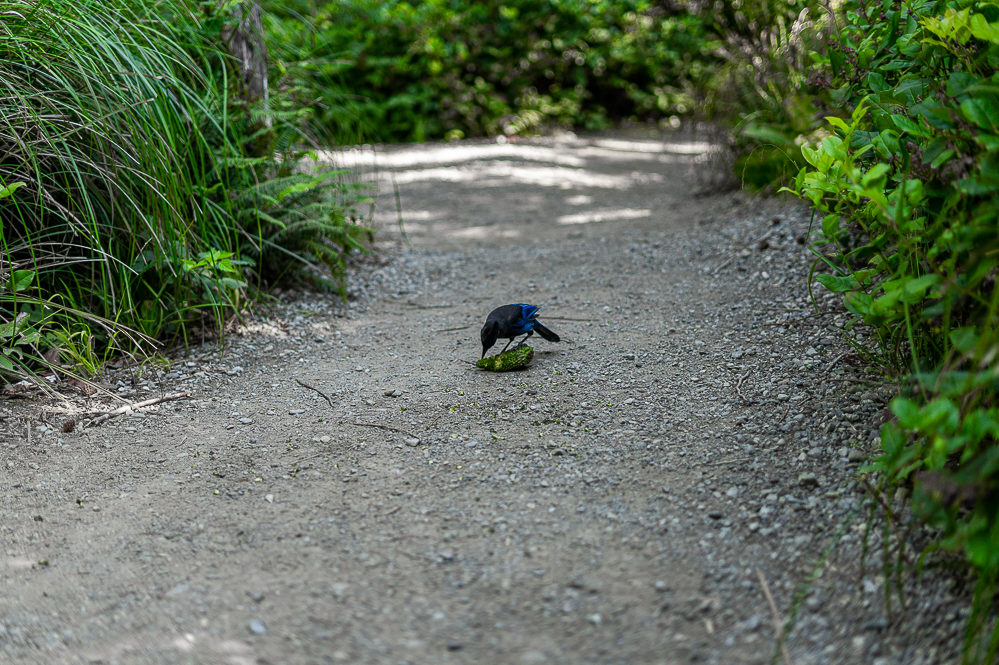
[534,321,560,342]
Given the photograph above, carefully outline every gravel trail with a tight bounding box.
[1,131,966,665]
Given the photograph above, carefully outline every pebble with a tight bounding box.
[798,473,820,489]
[249,619,267,635]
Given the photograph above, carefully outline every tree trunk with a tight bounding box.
[220,1,273,156]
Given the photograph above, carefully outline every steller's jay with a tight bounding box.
[481,303,560,358]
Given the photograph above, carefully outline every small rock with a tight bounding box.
[798,473,820,490]
[404,438,421,447]
[707,510,724,520]
[586,613,602,625]
[446,641,463,651]
[249,619,267,635]
[239,417,253,425]
[289,409,306,415]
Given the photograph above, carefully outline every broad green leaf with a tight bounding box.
[969,13,999,42]
[9,270,34,293]
[960,97,999,131]
[891,114,925,136]
[862,163,890,187]
[903,273,940,301]
[821,214,840,238]
[930,149,955,169]
[0,181,25,199]
[892,397,921,429]
[816,273,860,292]
[825,116,851,133]
[923,398,960,433]
[948,327,978,354]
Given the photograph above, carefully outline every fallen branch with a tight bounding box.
[755,567,795,665]
[822,351,854,375]
[88,391,192,427]
[711,254,738,275]
[736,370,751,403]
[295,377,336,411]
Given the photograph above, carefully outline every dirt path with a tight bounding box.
[1,131,964,665]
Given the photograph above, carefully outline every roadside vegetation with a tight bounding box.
[1,0,996,659]
[0,0,370,386]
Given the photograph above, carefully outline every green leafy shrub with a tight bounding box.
[688,0,830,189]
[0,0,370,383]
[785,2,999,659]
[265,0,714,142]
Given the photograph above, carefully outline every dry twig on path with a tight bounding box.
[295,377,336,410]
[736,370,751,403]
[755,567,795,665]
[822,351,854,374]
[88,391,192,427]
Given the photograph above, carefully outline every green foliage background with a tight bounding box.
[265,0,715,142]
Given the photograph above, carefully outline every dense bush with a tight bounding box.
[264,0,714,142]
[785,2,999,659]
[0,0,369,382]
[689,0,830,188]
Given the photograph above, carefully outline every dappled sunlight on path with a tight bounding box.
[331,131,717,246]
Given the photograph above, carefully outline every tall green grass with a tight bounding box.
[0,0,370,383]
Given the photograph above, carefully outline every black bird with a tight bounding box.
[480,303,560,358]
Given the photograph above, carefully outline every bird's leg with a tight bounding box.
[513,331,534,350]
[499,338,516,354]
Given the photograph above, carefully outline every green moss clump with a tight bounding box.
[477,346,534,372]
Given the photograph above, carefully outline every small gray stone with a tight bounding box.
[249,619,266,635]
[798,473,820,489]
